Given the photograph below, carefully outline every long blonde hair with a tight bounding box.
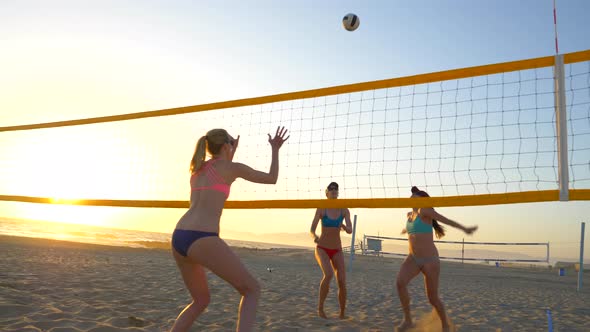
[190,129,230,173]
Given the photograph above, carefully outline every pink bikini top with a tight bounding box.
[191,159,231,199]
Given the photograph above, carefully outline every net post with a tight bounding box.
[348,214,358,274]
[462,238,465,265]
[578,222,586,292]
[554,54,569,201]
[546,242,551,264]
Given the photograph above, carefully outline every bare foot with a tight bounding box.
[395,320,414,332]
[318,309,327,319]
[339,312,347,319]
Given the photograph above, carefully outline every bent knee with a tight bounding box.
[192,294,211,309]
[396,278,408,289]
[322,272,334,281]
[236,279,261,297]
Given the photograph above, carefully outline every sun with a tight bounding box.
[2,126,137,227]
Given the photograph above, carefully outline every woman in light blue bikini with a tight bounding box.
[309,182,353,319]
[171,127,289,332]
[396,186,477,332]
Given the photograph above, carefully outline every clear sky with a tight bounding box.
[1,0,589,261]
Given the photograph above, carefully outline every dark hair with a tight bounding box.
[411,186,445,239]
[327,182,339,190]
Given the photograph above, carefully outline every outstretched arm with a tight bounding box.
[310,209,322,243]
[230,162,277,184]
[423,208,478,234]
[228,126,289,184]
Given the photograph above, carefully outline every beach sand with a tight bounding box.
[1,234,589,331]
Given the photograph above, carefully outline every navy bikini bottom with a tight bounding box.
[172,229,219,256]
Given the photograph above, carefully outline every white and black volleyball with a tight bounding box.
[342,13,360,31]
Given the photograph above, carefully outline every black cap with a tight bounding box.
[327,182,339,189]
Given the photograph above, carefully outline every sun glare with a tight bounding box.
[13,202,122,228]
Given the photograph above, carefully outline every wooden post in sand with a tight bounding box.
[348,215,357,274]
[578,222,585,292]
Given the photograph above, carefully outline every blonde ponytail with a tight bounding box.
[190,136,207,173]
[189,129,231,173]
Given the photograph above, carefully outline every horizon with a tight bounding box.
[2,216,587,266]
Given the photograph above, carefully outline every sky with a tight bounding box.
[1,0,589,261]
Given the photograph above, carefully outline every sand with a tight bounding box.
[1,235,589,331]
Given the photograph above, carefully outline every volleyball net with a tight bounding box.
[1,50,589,209]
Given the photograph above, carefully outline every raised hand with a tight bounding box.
[230,135,240,159]
[268,126,289,150]
[464,226,478,235]
[233,135,240,150]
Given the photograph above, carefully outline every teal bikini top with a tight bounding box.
[406,215,433,234]
[322,209,344,228]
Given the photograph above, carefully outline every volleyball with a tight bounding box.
[342,13,359,31]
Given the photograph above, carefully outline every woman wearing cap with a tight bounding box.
[309,182,353,319]
[395,186,478,332]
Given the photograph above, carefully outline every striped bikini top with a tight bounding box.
[191,159,231,199]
